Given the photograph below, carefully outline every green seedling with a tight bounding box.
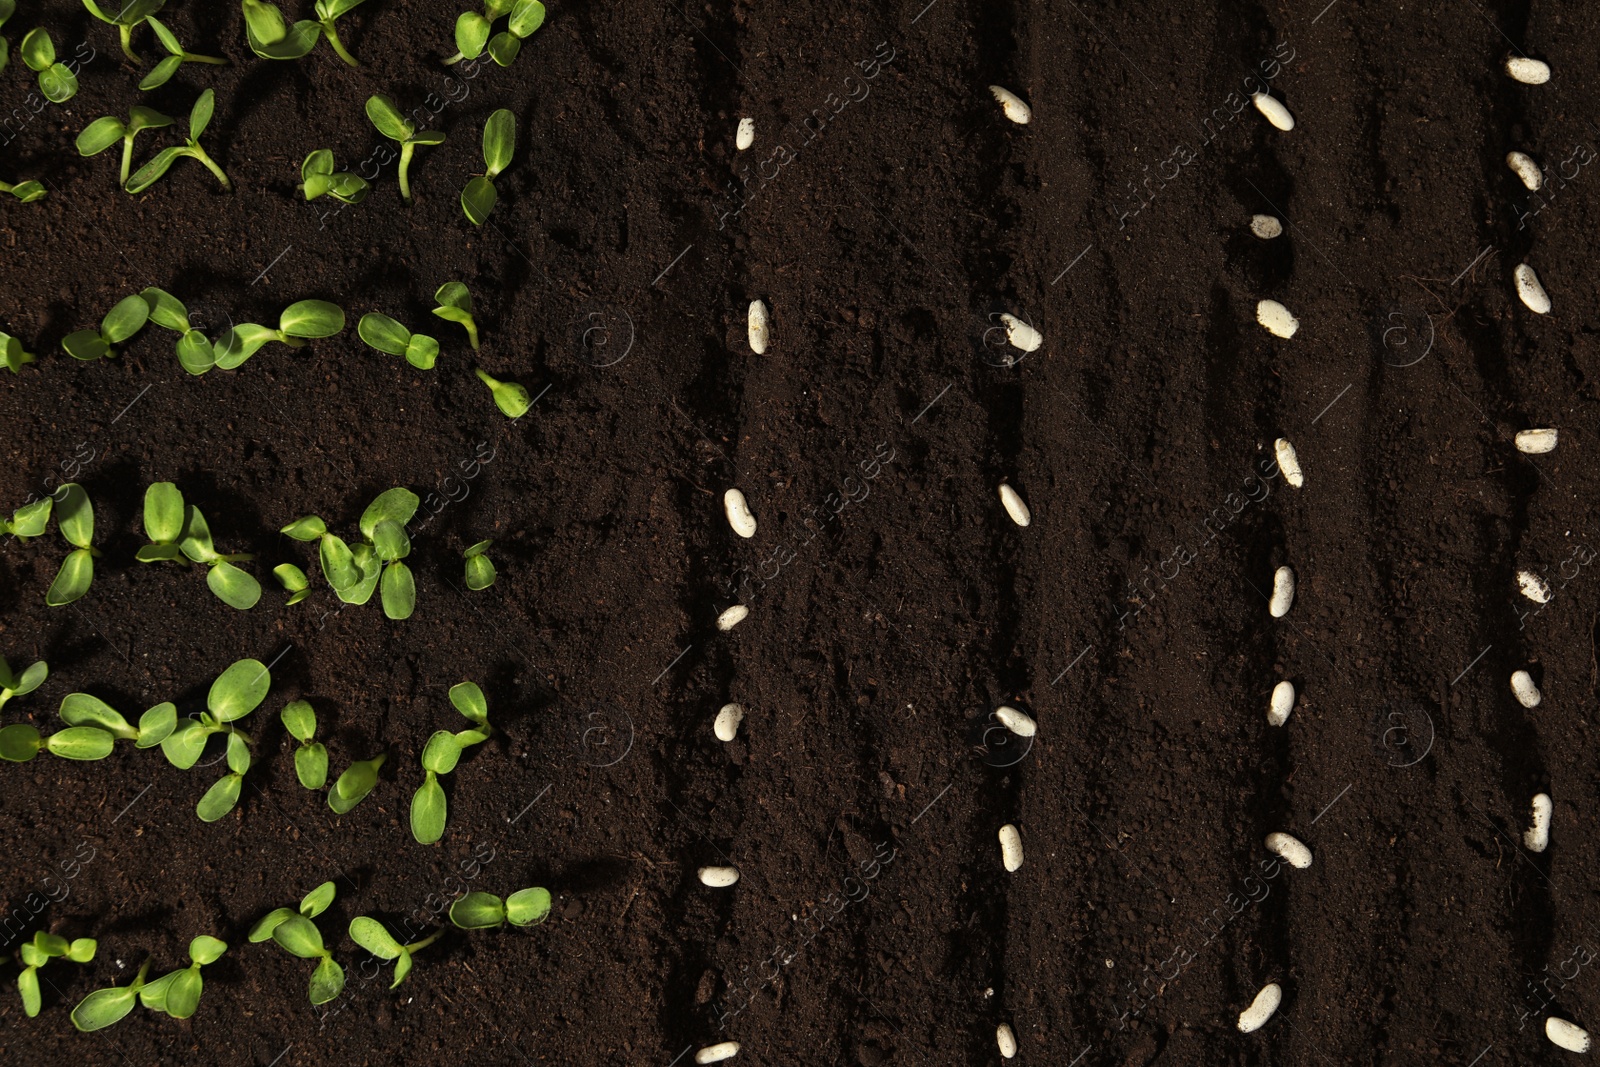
[81,0,163,63]
[447,887,550,929]
[0,178,46,202]
[357,312,438,369]
[45,483,98,607]
[249,880,335,942]
[463,539,496,589]
[69,959,151,1031]
[0,655,46,711]
[431,281,479,348]
[0,330,35,372]
[281,699,327,789]
[133,286,222,375]
[160,658,271,822]
[212,299,345,370]
[16,931,96,1017]
[328,752,384,813]
[475,368,531,418]
[299,149,369,204]
[348,916,443,989]
[126,89,231,193]
[20,27,77,102]
[0,0,13,73]
[196,724,252,821]
[61,296,150,361]
[365,94,444,203]
[281,487,419,618]
[242,0,368,66]
[138,14,227,89]
[136,936,226,1020]
[462,108,514,225]
[59,692,177,749]
[410,681,494,844]
[136,482,261,609]
[77,107,175,188]
[274,563,311,604]
[271,914,345,1005]
[446,0,544,67]
[0,496,52,539]
[0,723,115,762]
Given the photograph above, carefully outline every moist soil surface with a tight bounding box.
[4,1,1600,1065]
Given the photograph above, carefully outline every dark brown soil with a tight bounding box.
[5,1,1600,1064]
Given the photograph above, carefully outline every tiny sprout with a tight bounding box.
[328,752,384,813]
[81,0,165,64]
[139,15,228,89]
[59,692,176,749]
[281,487,418,617]
[0,655,46,710]
[16,931,96,1017]
[62,296,150,361]
[476,368,531,418]
[160,658,271,821]
[366,94,444,203]
[137,482,261,609]
[462,108,514,225]
[1,495,52,539]
[136,935,226,1020]
[463,539,496,589]
[19,27,77,102]
[270,914,345,1005]
[348,916,444,989]
[242,0,368,66]
[0,178,46,202]
[134,286,220,375]
[126,89,231,194]
[274,563,311,604]
[214,299,346,369]
[77,107,175,188]
[45,483,98,607]
[0,329,35,372]
[69,959,151,1032]
[249,880,334,942]
[447,887,550,929]
[447,0,545,67]
[431,281,479,348]
[358,312,439,369]
[411,681,494,844]
[0,722,115,762]
[281,699,327,789]
[300,149,369,204]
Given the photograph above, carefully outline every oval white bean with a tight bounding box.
[1511,669,1541,708]
[735,117,754,151]
[1524,793,1552,852]
[1250,214,1283,239]
[1274,437,1303,488]
[1515,428,1558,454]
[995,705,1037,738]
[1515,263,1551,314]
[698,866,740,888]
[999,483,1031,527]
[1268,680,1295,727]
[1237,982,1282,1033]
[1000,313,1042,352]
[1518,569,1552,604]
[696,1042,742,1064]
[747,300,770,353]
[1257,299,1299,339]
[1252,92,1294,131]
[989,85,1031,124]
[723,488,757,538]
[998,824,1023,872]
[1506,56,1551,85]
[1269,566,1295,618]
[1548,1017,1592,1054]
[1506,151,1543,190]
[717,605,749,631]
[1265,832,1312,869]
[714,703,744,742]
[996,1023,1017,1058]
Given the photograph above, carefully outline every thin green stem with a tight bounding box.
[322,22,359,66]
[443,51,464,65]
[405,929,445,953]
[465,319,479,350]
[188,146,231,190]
[119,136,134,188]
[183,53,228,65]
[119,25,140,64]
[398,142,414,202]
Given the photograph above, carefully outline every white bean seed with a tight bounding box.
[1257,299,1299,338]
[995,705,1037,738]
[1516,428,1558,454]
[717,605,749,631]
[1252,92,1295,131]
[1250,214,1283,239]
[714,703,744,742]
[1268,680,1295,727]
[1000,313,1042,352]
[1269,566,1295,618]
[989,86,1031,124]
[735,118,754,151]
[1548,1017,1591,1053]
[1511,669,1541,708]
[998,824,1023,872]
[1525,793,1552,852]
[747,300,770,353]
[1515,263,1551,314]
[1237,982,1282,1033]
[698,866,740,888]
[1265,832,1312,869]
[996,1023,1018,1058]
[1274,437,1303,488]
[1506,56,1551,84]
[999,483,1031,527]
[696,1041,742,1063]
[1506,151,1543,190]
[723,488,757,538]
[1518,569,1552,604]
